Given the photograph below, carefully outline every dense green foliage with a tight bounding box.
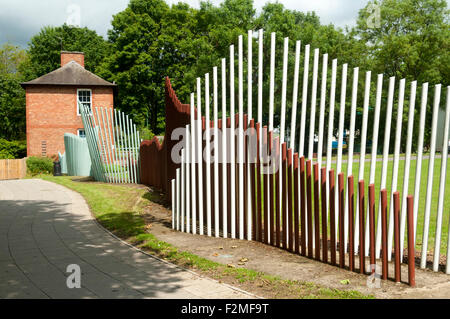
[26,156,54,176]
[0,138,26,159]
[24,24,111,79]
[95,0,449,152]
[354,0,449,151]
[0,44,27,141]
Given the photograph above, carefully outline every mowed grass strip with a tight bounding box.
[39,175,373,299]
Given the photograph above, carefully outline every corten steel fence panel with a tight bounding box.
[149,29,449,283]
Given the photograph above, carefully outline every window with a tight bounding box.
[77,129,86,138]
[77,89,92,115]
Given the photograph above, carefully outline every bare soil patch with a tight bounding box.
[140,186,450,299]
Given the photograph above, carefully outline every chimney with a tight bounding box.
[61,51,84,68]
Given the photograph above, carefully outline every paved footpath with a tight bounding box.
[0,179,254,299]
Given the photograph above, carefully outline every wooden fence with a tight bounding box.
[139,29,449,283]
[0,158,27,180]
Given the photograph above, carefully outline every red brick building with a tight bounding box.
[21,51,116,157]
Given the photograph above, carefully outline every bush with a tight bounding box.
[0,139,26,159]
[26,156,53,176]
[139,127,154,141]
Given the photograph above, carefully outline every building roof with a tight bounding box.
[21,61,116,89]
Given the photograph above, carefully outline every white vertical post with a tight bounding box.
[365,74,383,255]
[257,29,263,241]
[317,53,328,173]
[213,66,220,238]
[190,93,197,235]
[290,40,301,150]
[247,30,253,122]
[205,73,212,237]
[280,36,289,245]
[344,67,359,249]
[413,83,428,241]
[221,58,228,238]
[247,30,253,240]
[104,108,117,183]
[104,108,116,183]
[434,86,449,272]
[196,77,204,235]
[326,59,337,239]
[110,109,121,183]
[95,108,111,182]
[230,44,236,239]
[399,81,416,259]
[122,112,131,183]
[420,84,441,269]
[298,44,310,157]
[101,108,113,183]
[387,78,405,260]
[258,29,263,128]
[335,63,348,232]
[171,179,175,229]
[125,115,134,183]
[135,125,140,184]
[176,168,180,231]
[113,109,123,183]
[132,124,139,184]
[130,117,137,183]
[280,37,289,145]
[307,48,319,161]
[181,149,185,233]
[238,35,244,240]
[375,76,395,258]
[186,124,191,234]
[354,71,371,252]
[269,32,276,132]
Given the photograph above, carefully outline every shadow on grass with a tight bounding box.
[96,211,146,239]
[142,189,167,206]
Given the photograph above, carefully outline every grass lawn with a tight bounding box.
[259,154,448,255]
[39,174,372,299]
[326,155,449,254]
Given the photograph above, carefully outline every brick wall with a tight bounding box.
[26,85,114,157]
[61,52,84,67]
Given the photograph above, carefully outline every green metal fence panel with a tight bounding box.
[58,151,67,175]
[79,103,141,184]
[63,133,92,176]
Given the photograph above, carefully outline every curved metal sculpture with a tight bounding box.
[62,133,91,176]
[79,103,141,184]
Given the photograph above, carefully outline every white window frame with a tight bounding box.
[77,129,86,138]
[77,88,92,116]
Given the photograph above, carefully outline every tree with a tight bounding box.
[0,43,27,141]
[26,24,110,80]
[97,0,206,133]
[354,0,449,150]
[355,0,449,85]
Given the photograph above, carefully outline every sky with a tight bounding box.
[0,0,433,48]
